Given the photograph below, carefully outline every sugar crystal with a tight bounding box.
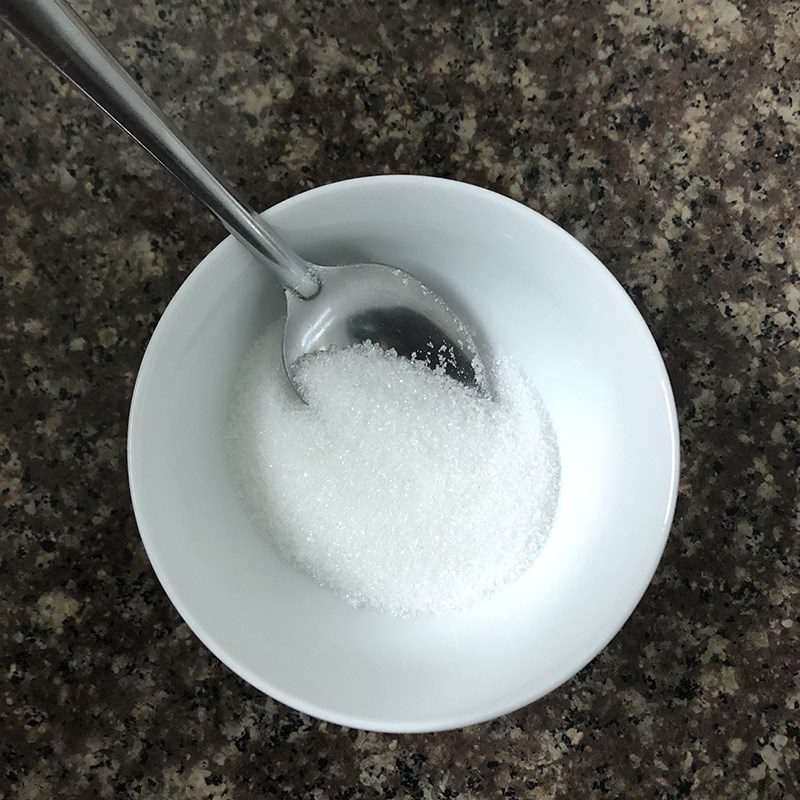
[228,322,560,616]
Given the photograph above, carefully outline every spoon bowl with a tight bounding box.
[283,262,483,394]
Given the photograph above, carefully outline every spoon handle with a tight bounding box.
[1,0,320,299]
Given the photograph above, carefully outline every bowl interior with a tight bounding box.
[128,176,678,732]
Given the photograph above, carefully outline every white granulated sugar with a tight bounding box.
[228,321,560,617]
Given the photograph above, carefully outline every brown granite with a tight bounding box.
[1,0,798,797]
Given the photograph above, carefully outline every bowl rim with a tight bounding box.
[128,174,680,733]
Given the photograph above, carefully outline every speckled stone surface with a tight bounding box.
[1,0,798,797]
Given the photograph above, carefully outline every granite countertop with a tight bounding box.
[1,0,798,797]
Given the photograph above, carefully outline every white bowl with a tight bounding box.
[128,175,679,733]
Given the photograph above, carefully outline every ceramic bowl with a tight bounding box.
[128,175,679,732]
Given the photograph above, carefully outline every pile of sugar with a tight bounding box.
[228,322,560,617]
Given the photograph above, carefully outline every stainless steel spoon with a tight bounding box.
[2,0,483,395]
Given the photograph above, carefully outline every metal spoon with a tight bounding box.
[2,0,483,395]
